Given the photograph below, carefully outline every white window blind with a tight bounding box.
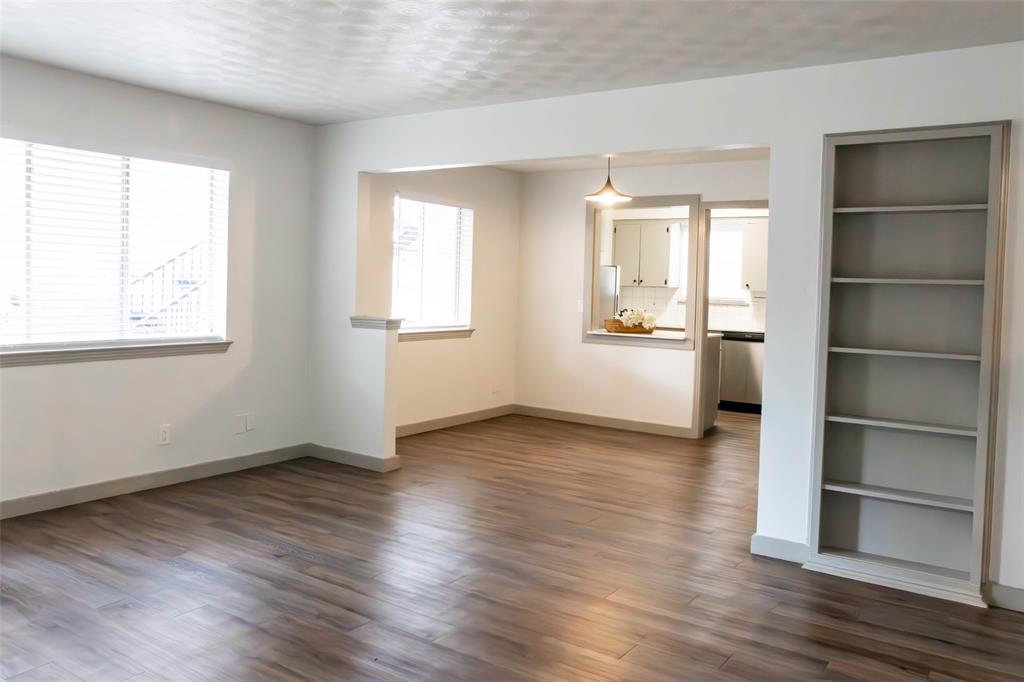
[391,195,473,329]
[0,137,229,349]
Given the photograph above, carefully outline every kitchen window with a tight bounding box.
[708,223,748,304]
[391,195,474,333]
[0,137,230,364]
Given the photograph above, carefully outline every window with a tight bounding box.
[708,223,748,304]
[391,195,473,330]
[0,138,229,350]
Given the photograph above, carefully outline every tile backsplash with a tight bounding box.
[618,286,766,332]
[618,285,687,327]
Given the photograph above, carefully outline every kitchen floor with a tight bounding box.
[2,412,1022,681]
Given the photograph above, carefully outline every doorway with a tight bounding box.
[700,202,769,423]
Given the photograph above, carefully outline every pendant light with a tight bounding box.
[585,157,632,205]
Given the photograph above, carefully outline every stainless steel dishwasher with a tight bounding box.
[717,331,764,413]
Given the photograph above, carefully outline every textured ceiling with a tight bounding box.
[2,1,1022,124]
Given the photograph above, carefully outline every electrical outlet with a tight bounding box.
[158,424,171,446]
[245,413,256,432]
[235,414,247,435]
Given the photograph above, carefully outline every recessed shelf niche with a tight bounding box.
[805,122,1008,608]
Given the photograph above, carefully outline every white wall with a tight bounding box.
[311,43,1024,588]
[362,167,521,426]
[0,58,315,500]
[516,160,768,428]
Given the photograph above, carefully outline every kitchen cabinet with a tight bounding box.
[640,223,672,286]
[613,220,680,287]
[741,218,769,293]
[613,223,641,285]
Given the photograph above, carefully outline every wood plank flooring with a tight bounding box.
[2,412,1023,681]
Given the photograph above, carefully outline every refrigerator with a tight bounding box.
[597,265,620,321]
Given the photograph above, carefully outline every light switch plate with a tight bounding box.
[245,413,256,432]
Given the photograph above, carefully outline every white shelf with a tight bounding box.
[828,347,981,362]
[816,547,970,582]
[822,480,973,513]
[831,277,984,286]
[825,414,977,438]
[833,204,987,214]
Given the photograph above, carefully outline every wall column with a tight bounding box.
[307,315,402,472]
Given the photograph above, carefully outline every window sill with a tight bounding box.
[398,328,475,342]
[0,340,233,367]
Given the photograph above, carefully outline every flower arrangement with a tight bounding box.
[604,308,657,334]
[617,308,657,330]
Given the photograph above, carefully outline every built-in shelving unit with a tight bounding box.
[805,122,1009,607]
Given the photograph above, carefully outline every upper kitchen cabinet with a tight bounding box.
[613,222,642,285]
[613,220,682,287]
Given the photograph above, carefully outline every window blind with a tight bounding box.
[0,137,229,349]
[391,195,473,329]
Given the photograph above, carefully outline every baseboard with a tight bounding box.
[395,403,698,439]
[0,444,307,520]
[749,533,810,563]
[1,441,405,519]
[751,535,1022,611]
[306,444,402,472]
[804,553,987,608]
[396,404,516,437]
[985,582,1024,612]
[512,404,700,439]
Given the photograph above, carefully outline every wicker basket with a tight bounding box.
[604,318,654,334]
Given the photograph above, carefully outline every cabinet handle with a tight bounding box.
[664,279,667,285]
[639,279,643,284]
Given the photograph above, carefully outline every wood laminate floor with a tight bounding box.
[2,413,1023,681]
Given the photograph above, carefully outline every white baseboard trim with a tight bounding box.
[1,442,402,519]
[306,444,401,472]
[749,533,810,563]
[396,405,516,437]
[985,582,1024,612]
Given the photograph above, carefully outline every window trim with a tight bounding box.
[0,133,233,358]
[0,339,232,367]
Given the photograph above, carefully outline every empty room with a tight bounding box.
[1,1,1023,680]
